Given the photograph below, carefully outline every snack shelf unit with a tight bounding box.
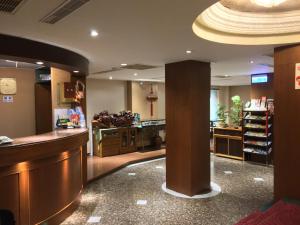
[242,109,273,165]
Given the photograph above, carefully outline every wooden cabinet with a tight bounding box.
[213,127,243,160]
[93,127,137,157]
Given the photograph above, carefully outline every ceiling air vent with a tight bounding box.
[40,0,90,24]
[123,64,157,70]
[258,63,274,68]
[0,0,27,14]
[213,75,232,79]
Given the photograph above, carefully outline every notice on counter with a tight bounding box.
[295,63,300,89]
[2,95,13,103]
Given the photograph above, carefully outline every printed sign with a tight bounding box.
[295,63,300,89]
[2,95,13,103]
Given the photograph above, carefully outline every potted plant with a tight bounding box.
[216,104,227,128]
[229,95,243,128]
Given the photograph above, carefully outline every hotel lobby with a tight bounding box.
[0,0,300,224]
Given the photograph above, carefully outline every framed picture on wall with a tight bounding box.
[0,78,17,95]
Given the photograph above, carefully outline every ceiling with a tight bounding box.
[193,0,300,45]
[0,0,277,85]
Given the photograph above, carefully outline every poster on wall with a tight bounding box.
[295,63,300,90]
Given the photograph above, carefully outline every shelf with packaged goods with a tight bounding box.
[244,140,272,147]
[243,148,272,156]
[244,131,271,139]
[242,109,273,165]
[244,115,271,121]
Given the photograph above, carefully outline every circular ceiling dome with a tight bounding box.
[192,0,300,45]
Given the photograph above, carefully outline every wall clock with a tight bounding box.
[0,78,17,95]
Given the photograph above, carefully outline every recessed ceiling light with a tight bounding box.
[250,60,254,64]
[134,73,138,76]
[5,60,15,63]
[109,76,113,80]
[224,74,230,77]
[251,0,286,8]
[36,61,44,65]
[90,30,99,37]
[186,50,192,54]
[121,63,127,67]
[73,70,79,73]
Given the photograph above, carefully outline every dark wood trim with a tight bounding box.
[0,34,89,75]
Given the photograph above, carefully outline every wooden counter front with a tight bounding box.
[0,128,88,225]
[213,127,243,160]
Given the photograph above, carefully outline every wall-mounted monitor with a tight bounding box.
[251,74,268,84]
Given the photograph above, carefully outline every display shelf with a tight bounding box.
[242,109,273,165]
[244,115,271,121]
[243,140,272,147]
[243,148,272,156]
[244,123,272,129]
[244,131,271,138]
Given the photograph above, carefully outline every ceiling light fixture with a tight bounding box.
[109,76,113,80]
[134,73,138,76]
[36,61,44,65]
[121,63,127,67]
[251,0,286,8]
[250,60,254,64]
[186,50,192,54]
[90,30,99,37]
[73,70,79,73]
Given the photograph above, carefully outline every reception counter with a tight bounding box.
[0,128,88,225]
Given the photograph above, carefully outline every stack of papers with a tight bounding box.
[0,136,13,145]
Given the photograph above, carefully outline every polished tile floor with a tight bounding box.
[62,155,273,225]
[87,149,166,182]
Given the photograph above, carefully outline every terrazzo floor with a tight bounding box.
[61,155,273,225]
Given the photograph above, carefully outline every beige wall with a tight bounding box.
[51,67,71,109]
[131,82,165,120]
[51,67,71,128]
[229,85,251,108]
[0,68,35,138]
[86,79,127,127]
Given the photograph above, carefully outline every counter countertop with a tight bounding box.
[0,128,88,149]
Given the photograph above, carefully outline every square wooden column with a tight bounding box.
[165,60,211,196]
[274,45,300,200]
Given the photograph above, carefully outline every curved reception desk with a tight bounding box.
[0,129,88,225]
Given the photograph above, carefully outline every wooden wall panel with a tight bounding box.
[29,150,82,224]
[274,45,300,200]
[165,60,211,196]
[35,83,53,134]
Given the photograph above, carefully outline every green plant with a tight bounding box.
[217,104,227,122]
[229,95,243,127]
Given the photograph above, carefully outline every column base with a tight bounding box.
[161,182,221,199]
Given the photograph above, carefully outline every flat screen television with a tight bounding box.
[251,74,268,84]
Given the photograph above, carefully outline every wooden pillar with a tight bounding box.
[165,60,211,196]
[274,45,300,200]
